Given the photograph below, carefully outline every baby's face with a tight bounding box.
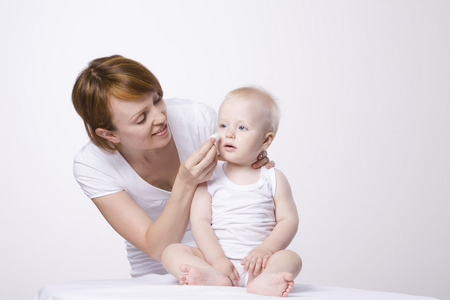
[216,94,270,165]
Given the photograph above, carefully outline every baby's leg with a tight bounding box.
[246,250,302,297]
[161,243,231,286]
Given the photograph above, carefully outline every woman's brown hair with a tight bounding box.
[72,55,163,151]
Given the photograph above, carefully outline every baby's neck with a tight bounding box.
[223,161,261,185]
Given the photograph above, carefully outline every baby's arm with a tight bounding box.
[242,169,299,275]
[191,183,240,285]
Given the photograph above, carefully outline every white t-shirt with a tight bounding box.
[73,98,217,277]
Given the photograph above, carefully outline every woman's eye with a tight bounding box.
[137,114,147,124]
[154,95,162,104]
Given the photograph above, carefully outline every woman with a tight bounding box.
[72,55,270,277]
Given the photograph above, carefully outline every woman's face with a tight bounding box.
[106,92,171,151]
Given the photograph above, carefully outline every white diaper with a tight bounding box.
[231,260,249,287]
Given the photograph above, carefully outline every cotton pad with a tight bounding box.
[210,132,220,142]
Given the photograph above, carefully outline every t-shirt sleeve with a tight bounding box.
[73,146,123,199]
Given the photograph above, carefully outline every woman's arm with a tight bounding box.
[92,138,218,262]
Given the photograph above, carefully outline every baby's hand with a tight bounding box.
[242,246,273,275]
[212,257,240,286]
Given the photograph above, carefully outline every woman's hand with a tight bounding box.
[212,257,240,286]
[252,150,275,169]
[178,137,218,186]
[242,246,274,275]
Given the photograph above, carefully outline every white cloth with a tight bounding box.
[207,161,277,261]
[33,274,440,300]
[73,98,217,277]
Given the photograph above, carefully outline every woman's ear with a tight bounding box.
[261,132,274,150]
[95,128,121,144]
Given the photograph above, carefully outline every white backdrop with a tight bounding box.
[1,1,449,299]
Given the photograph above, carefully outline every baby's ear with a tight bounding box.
[261,132,275,150]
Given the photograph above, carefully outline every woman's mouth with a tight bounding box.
[152,123,168,136]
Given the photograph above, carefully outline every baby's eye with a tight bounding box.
[238,125,247,131]
[219,124,227,129]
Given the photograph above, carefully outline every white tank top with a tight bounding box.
[207,161,277,260]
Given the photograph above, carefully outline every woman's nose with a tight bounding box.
[151,107,166,124]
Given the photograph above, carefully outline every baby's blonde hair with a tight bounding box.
[225,86,280,136]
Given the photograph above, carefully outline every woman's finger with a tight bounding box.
[257,150,267,160]
[252,157,274,169]
[265,160,276,169]
[194,145,218,176]
[187,137,217,167]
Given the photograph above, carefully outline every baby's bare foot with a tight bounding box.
[178,264,232,286]
[247,272,294,297]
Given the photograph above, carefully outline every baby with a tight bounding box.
[162,86,302,297]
